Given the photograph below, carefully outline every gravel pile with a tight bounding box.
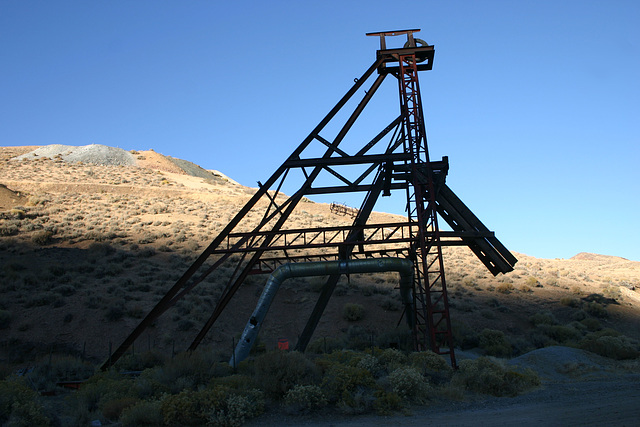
[508,346,610,381]
[167,156,216,180]
[12,144,136,166]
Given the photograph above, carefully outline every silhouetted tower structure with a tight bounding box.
[102,30,517,370]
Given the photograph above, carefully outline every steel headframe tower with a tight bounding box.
[390,30,453,354]
[102,29,517,370]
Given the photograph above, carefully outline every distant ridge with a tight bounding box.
[571,252,629,261]
[9,144,238,185]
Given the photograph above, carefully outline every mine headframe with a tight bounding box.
[101,29,517,370]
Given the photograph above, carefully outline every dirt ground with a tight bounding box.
[248,375,640,426]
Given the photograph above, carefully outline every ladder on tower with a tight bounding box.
[395,38,455,364]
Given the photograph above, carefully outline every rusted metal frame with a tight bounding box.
[399,54,432,353]
[285,231,305,247]
[381,224,404,240]
[409,55,456,366]
[305,230,323,246]
[322,165,355,187]
[170,242,255,306]
[437,184,517,269]
[301,166,310,180]
[314,134,350,158]
[207,234,413,253]
[189,62,389,351]
[217,194,300,255]
[271,167,289,202]
[295,167,388,352]
[331,72,387,154]
[258,183,282,222]
[191,160,353,350]
[188,194,308,351]
[435,192,513,274]
[211,228,490,254]
[100,166,294,370]
[324,229,342,244]
[253,248,409,275]
[355,115,402,156]
[304,182,406,195]
[425,253,439,272]
[285,56,385,162]
[284,152,410,168]
[106,58,388,368]
[225,221,409,240]
[353,163,379,186]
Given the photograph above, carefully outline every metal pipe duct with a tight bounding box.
[230,258,414,365]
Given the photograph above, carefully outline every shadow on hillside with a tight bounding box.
[1,239,639,366]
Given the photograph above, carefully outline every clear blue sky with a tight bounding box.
[1,1,639,261]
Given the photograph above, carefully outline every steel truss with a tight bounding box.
[102,29,517,370]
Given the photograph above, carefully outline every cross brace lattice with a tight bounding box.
[101,30,517,371]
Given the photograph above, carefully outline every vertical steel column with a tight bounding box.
[398,53,456,367]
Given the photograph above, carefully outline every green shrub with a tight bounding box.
[105,305,124,322]
[408,350,453,378]
[584,302,608,318]
[388,366,430,403]
[316,349,366,371]
[307,336,344,354]
[560,297,581,307]
[377,296,402,311]
[373,390,402,415]
[115,351,164,372]
[538,324,582,344]
[253,351,320,398]
[344,325,373,350]
[151,351,218,393]
[375,328,413,352]
[26,355,95,392]
[31,230,53,245]
[336,387,376,415]
[580,317,602,331]
[377,348,407,371]
[495,282,514,294]
[356,354,384,378]
[578,333,639,360]
[0,309,11,329]
[209,393,260,426]
[161,387,226,426]
[321,364,376,404]
[53,284,76,296]
[74,372,135,414]
[156,387,263,427]
[283,384,328,414]
[342,303,365,321]
[480,308,496,319]
[120,400,163,427]
[479,329,512,358]
[0,377,51,426]
[133,369,170,399]
[453,357,540,397]
[102,396,139,421]
[0,223,19,236]
[529,311,558,326]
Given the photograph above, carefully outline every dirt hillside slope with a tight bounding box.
[1,144,638,367]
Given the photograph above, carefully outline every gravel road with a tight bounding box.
[248,377,640,427]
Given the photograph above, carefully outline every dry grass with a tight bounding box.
[1,146,639,368]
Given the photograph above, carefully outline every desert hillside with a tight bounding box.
[1,144,639,366]
[1,144,640,426]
